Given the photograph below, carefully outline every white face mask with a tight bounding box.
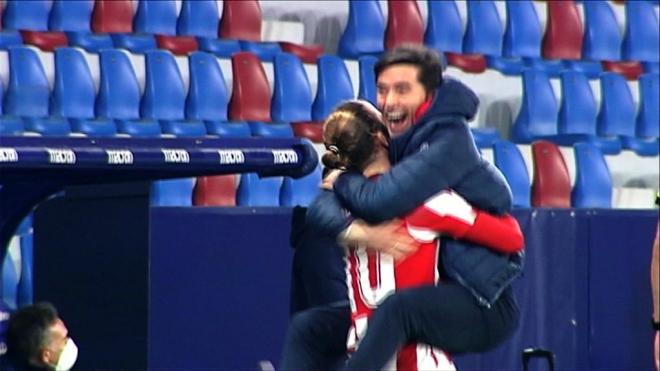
[54,338,78,371]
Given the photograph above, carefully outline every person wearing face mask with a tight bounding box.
[6,302,78,371]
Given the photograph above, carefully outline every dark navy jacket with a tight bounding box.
[308,78,523,306]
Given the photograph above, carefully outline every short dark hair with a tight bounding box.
[6,302,59,366]
[374,44,444,93]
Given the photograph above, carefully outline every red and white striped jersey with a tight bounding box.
[345,189,524,370]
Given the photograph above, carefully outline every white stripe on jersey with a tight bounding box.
[423,190,477,224]
[416,344,456,371]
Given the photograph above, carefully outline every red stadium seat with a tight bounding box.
[531,140,571,208]
[542,1,583,60]
[279,41,323,64]
[601,61,643,81]
[228,52,271,122]
[92,0,133,33]
[385,0,424,50]
[155,35,198,56]
[445,52,487,74]
[291,122,324,143]
[19,30,67,52]
[219,0,261,41]
[193,175,237,206]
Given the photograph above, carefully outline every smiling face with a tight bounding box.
[376,64,429,137]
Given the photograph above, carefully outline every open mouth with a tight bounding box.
[385,112,408,133]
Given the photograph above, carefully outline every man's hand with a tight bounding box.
[321,169,344,190]
[341,219,418,261]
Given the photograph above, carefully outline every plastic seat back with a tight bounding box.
[531,140,571,208]
[280,163,322,207]
[558,71,597,135]
[5,46,49,118]
[237,173,283,206]
[3,0,50,31]
[97,49,141,119]
[582,1,622,61]
[141,50,186,121]
[151,178,195,207]
[385,0,424,50]
[424,0,463,53]
[193,175,237,206]
[337,0,384,58]
[134,0,177,35]
[542,1,583,60]
[622,1,660,62]
[219,0,261,42]
[53,47,95,119]
[177,0,219,38]
[312,55,354,121]
[49,0,93,32]
[597,72,635,137]
[636,73,659,138]
[271,53,312,122]
[92,0,133,33]
[503,0,542,58]
[228,51,271,122]
[186,52,229,122]
[493,140,531,208]
[571,142,612,208]
[512,69,558,143]
[358,56,378,105]
[463,0,503,56]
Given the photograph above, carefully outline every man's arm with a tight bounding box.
[306,190,353,237]
[333,121,511,224]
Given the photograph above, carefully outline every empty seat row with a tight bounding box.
[0,0,323,62]
[0,46,374,141]
[340,0,658,79]
[486,140,621,209]
[513,69,658,156]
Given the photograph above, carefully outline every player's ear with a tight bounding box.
[375,131,389,148]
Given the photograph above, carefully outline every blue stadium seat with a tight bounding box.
[66,32,114,53]
[24,117,71,136]
[198,38,241,58]
[17,233,33,307]
[312,55,354,121]
[248,122,293,137]
[558,71,597,137]
[472,128,501,148]
[111,34,157,54]
[2,0,50,31]
[571,142,612,208]
[582,1,621,61]
[205,121,251,137]
[597,72,635,138]
[143,50,206,136]
[636,73,659,139]
[53,47,116,136]
[0,79,25,135]
[186,51,229,124]
[177,0,219,38]
[97,49,162,136]
[237,173,283,206]
[0,30,22,49]
[358,56,378,105]
[150,178,195,206]
[5,46,50,118]
[280,163,322,207]
[463,0,503,56]
[239,40,282,62]
[493,140,530,208]
[49,0,93,32]
[1,240,19,309]
[337,0,385,59]
[622,0,660,62]
[503,0,542,59]
[512,69,558,143]
[271,53,313,122]
[424,0,463,53]
[134,0,177,35]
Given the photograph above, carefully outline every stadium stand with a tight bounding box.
[337,0,384,59]
[493,139,531,208]
[228,51,272,122]
[357,55,378,106]
[385,0,424,50]
[312,55,355,121]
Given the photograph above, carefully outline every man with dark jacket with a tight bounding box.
[281,45,522,370]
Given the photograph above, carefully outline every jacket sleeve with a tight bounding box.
[333,121,482,224]
[305,190,353,237]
